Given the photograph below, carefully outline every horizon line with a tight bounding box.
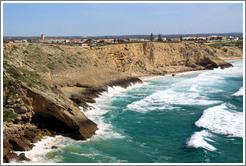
[3,32,243,38]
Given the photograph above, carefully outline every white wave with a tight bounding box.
[187,130,216,151]
[17,83,145,163]
[195,104,243,138]
[81,105,124,140]
[18,135,74,163]
[126,89,220,113]
[70,152,100,157]
[81,83,147,140]
[233,87,244,96]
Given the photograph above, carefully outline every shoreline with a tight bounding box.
[218,57,243,60]
[135,69,207,80]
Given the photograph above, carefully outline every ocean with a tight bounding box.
[21,59,244,163]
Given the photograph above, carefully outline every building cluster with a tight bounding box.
[170,35,241,42]
[4,34,242,47]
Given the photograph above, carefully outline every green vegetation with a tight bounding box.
[13,45,17,50]
[4,61,40,87]
[47,63,56,70]
[48,54,54,57]
[209,41,243,50]
[49,44,64,51]
[3,76,18,122]
[150,33,154,41]
[23,50,28,54]
[66,60,72,64]
[3,77,16,98]
[69,64,75,68]
[50,85,58,94]
[3,110,18,122]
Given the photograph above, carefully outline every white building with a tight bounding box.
[39,39,65,43]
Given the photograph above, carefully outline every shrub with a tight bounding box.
[3,110,18,122]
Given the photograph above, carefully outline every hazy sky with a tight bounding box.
[3,3,244,36]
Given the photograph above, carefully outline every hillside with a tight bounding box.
[2,42,242,162]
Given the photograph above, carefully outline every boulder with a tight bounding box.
[51,145,58,149]
[19,153,30,161]
[5,153,18,163]
[9,137,32,151]
[14,106,28,114]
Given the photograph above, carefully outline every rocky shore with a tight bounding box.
[2,42,242,162]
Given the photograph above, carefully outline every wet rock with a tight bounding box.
[51,145,58,149]
[19,153,31,161]
[3,138,12,156]
[5,152,18,163]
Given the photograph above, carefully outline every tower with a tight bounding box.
[41,34,45,40]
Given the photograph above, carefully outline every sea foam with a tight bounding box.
[187,130,216,151]
[126,89,220,113]
[19,135,74,163]
[195,104,243,138]
[80,83,147,140]
[233,87,244,96]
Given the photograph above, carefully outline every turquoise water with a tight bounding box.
[27,60,244,163]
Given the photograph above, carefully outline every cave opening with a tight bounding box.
[31,113,77,138]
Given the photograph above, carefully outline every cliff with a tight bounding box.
[2,42,242,162]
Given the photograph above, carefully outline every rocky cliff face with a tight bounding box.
[96,42,238,75]
[2,42,241,162]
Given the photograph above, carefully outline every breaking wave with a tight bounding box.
[195,104,243,138]
[80,83,148,140]
[126,89,220,113]
[187,130,216,151]
[232,87,243,96]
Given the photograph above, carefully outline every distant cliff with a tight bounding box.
[95,42,241,75]
[2,42,242,162]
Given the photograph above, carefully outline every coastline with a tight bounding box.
[3,41,242,163]
[19,58,243,163]
[218,57,243,60]
[135,69,207,80]
[11,58,242,163]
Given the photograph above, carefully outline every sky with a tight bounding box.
[3,2,244,36]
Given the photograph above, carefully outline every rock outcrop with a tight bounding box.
[3,42,241,162]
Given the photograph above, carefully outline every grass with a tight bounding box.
[50,85,59,94]
[3,76,18,122]
[69,64,75,68]
[4,61,40,87]
[49,44,64,51]
[13,45,17,50]
[209,41,243,50]
[3,77,16,97]
[47,63,56,70]
[66,60,72,64]
[3,110,18,122]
